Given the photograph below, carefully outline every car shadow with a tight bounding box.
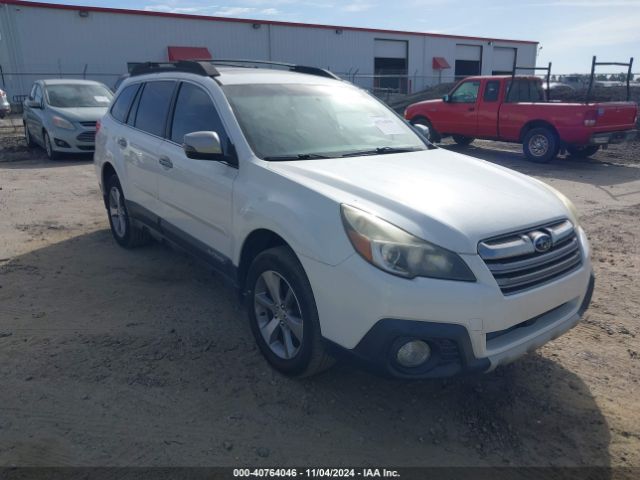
[440,142,640,190]
[0,230,611,468]
[0,154,93,169]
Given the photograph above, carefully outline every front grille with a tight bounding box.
[79,121,97,127]
[479,220,582,295]
[76,131,95,143]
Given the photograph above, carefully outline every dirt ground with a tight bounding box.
[0,118,639,470]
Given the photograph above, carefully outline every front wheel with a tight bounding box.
[43,131,61,160]
[452,135,475,146]
[24,123,36,148]
[522,127,559,163]
[567,145,599,158]
[246,246,334,377]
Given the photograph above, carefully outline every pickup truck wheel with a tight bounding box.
[246,246,334,377]
[105,174,151,248]
[452,135,475,146]
[523,127,559,163]
[411,117,441,143]
[567,145,599,158]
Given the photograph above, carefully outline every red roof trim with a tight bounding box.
[1,0,539,45]
[168,46,212,61]
[432,57,451,70]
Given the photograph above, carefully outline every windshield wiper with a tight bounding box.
[263,153,332,161]
[341,147,422,157]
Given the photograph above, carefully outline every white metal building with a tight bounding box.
[0,0,538,98]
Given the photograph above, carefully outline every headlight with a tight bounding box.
[52,115,75,130]
[340,204,475,281]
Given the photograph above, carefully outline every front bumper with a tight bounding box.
[49,126,96,153]
[589,129,637,145]
[343,273,594,379]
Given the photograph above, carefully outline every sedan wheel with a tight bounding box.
[108,185,127,239]
[254,270,304,360]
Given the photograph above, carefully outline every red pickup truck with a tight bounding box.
[404,75,638,162]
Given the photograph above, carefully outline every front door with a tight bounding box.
[156,81,238,265]
[439,79,480,136]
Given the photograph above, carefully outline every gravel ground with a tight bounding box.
[0,119,639,470]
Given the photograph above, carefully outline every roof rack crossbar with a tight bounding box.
[209,59,341,80]
[586,56,634,103]
[130,61,220,78]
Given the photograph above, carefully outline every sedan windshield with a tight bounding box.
[222,83,426,160]
[46,84,113,108]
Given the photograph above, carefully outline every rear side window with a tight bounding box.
[170,83,228,146]
[483,81,500,102]
[110,84,139,123]
[133,81,175,137]
[506,79,545,103]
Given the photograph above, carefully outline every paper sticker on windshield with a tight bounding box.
[372,117,405,135]
[94,96,110,103]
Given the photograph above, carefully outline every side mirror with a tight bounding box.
[442,94,450,103]
[25,99,42,109]
[412,123,431,142]
[183,131,223,160]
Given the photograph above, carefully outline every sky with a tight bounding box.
[22,0,640,73]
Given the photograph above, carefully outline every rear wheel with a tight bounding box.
[43,131,61,160]
[105,174,151,248]
[411,117,441,143]
[567,145,599,158]
[452,135,475,146]
[523,127,559,163]
[246,246,334,377]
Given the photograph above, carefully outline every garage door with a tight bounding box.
[374,39,408,93]
[492,47,516,75]
[455,44,481,78]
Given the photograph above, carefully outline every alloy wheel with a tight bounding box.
[529,134,549,157]
[254,270,304,359]
[108,186,127,238]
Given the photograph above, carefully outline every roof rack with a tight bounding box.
[586,56,634,104]
[506,56,552,101]
[130,61,220,77]
[208,59,341,80]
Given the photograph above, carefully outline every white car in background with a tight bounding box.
[93,60,594,378]
[0,88,10,118]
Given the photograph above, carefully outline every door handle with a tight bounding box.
[159,156,173,169]
[117,137,127,148]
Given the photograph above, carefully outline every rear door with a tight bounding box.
[121,80,177,218]
[156,81,238,265]
[438,79,480,136]
[476,79,502,138]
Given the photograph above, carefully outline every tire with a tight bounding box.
[43,131,61,160]
[566,145,599,158]
[411,116,441,143]
[105,173,151,249]
[522,127,559,163]
[246,246,334,377]
[24,123,36,148]
[452,135,475,146]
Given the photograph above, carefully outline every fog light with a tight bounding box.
[396,340,431,368]
[54,138,71,148]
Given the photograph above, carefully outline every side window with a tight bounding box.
[450,81,480,103]
[110,84,140,123]
[506,80,544,103]
[170,83,228,147]
[33,85,43,104]
[133,81,175,137]
[483,81,500,102]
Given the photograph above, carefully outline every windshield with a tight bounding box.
[222,83,426,160]
[46,84,113,108]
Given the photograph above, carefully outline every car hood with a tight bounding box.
[268,149,569,254]
[48,106,108,122]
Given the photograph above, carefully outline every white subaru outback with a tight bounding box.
[94,60,594,378]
